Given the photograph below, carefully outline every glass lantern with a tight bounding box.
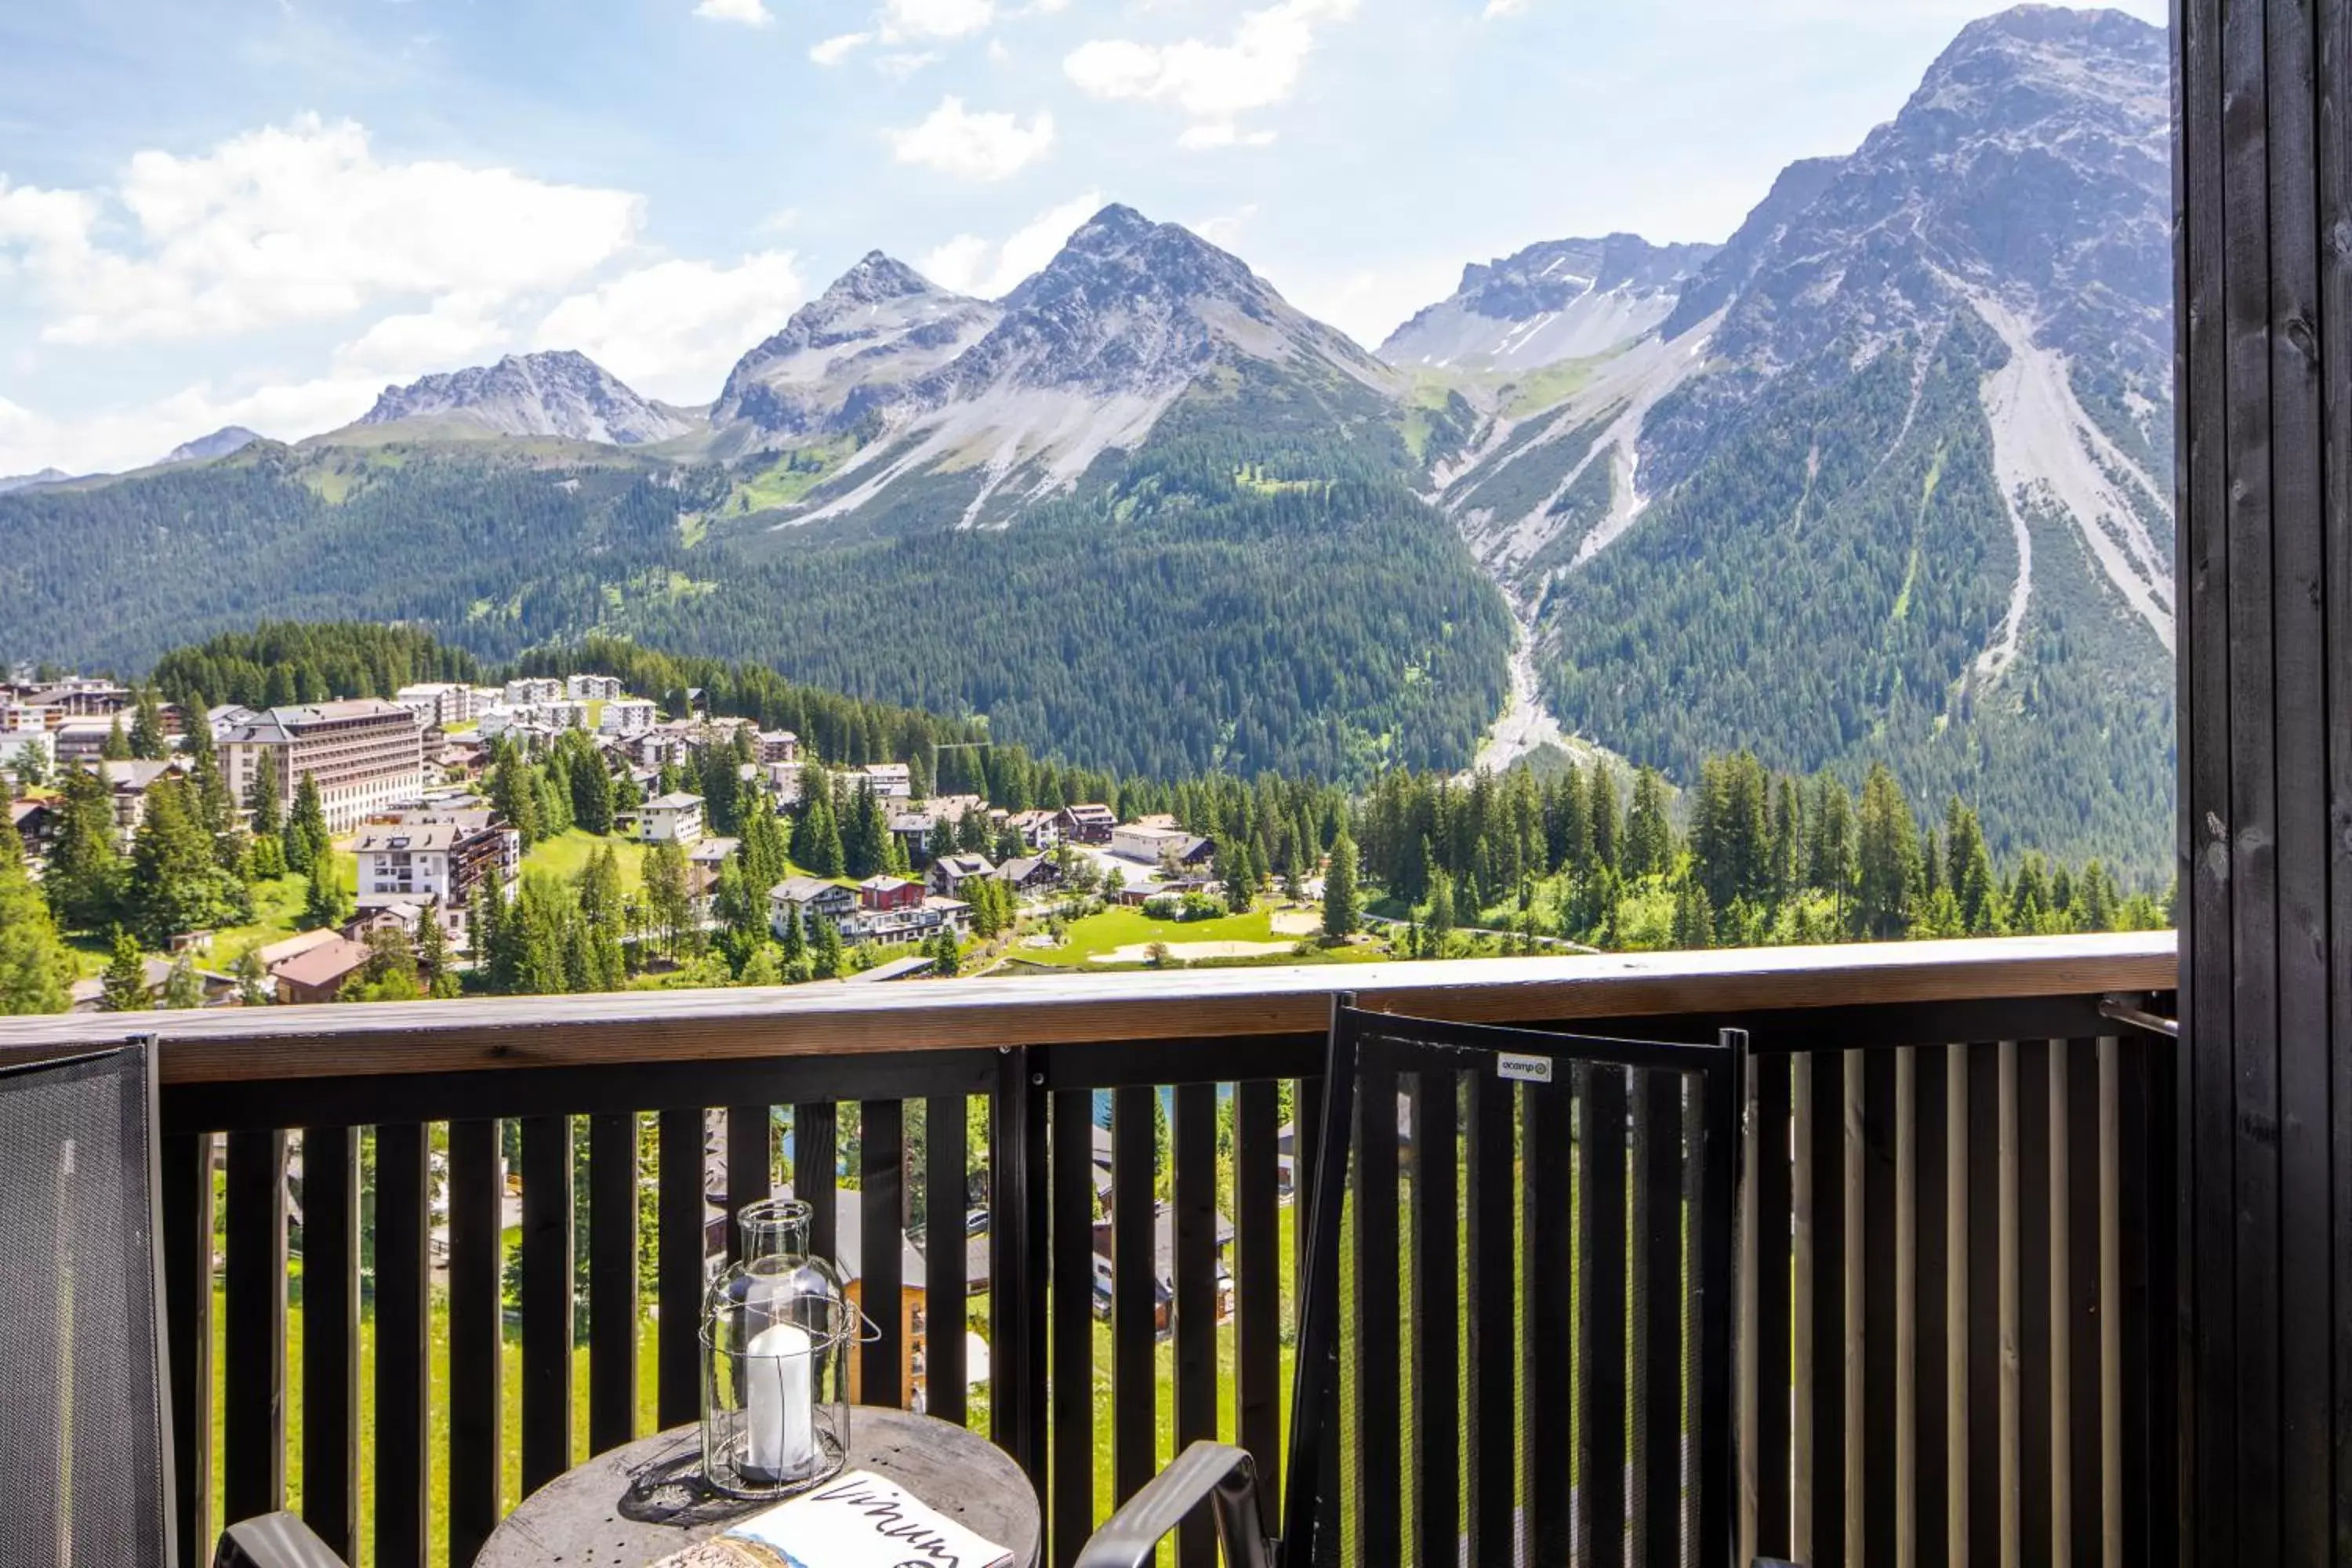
[700,1199,857,1498]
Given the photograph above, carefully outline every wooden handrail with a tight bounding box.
[0,932,2176,1085]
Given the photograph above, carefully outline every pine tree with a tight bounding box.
[739,944,783,987]
[490,742,543,847]
[100,927,148,1011]
[45,764,124,933]
[811,913,844,979]
[7,740,48,790]
[160,952,204,1009]
[101,714,132,761]
[570,742,615,836]
[286,772,330,875]
[234,945,270,1007]
[1671,879,1716,951]
[0,815,73,1014]
[129,778,250,945]
[417,903,459,998]
[129,688,168,760]
[1853,764,1922,941]
[778,902,806,969]
[931,924,963,978]
[1224,837,1255,915]
[1624,765,1675,880]
[1588,765,1621,874]
[1425,868,1457,953]
[245,759,284,840]
[1321,831,1360,939]
[303,853,351,931]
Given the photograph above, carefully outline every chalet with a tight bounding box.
[9,798,58,866]
[354,811,519,910]
[842,895,971,947]
[1091,1203,1237,1330]
[1005,809,1062,850]
[635,792,706,846]
[887,811,937,858]
[770,876,855,938]
[927,853,994,898]
[857,763,913,803]
[996,855,1062,898]
[99,759,179,845]
[1058,803,1116,844]
[688,838,739,900]
[67,956,234,1013]
[271,936,376,1004]
[858,875,927,913]
[927,793,985,826]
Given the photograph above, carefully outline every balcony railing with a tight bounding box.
[0,931,2179,1568]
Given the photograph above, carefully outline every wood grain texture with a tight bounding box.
[298,1126,359,1563]
[0,935,2177,1083]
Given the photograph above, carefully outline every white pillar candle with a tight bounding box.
[746,1321,815,1482]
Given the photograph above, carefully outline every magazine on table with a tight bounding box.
[644,1470,1014,1568]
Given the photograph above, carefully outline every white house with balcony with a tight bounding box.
[636,792,706,846]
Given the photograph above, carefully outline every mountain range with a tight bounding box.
[0,4,2176,875]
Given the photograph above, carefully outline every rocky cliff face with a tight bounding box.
[358,351,697,445]
[1383,234,1718,369]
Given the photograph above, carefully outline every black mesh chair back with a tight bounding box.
[1280,1001,1744,1568]
[0,1043,176,1568]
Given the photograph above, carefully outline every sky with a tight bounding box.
[0,0,2167,477]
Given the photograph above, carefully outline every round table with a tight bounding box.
[475,1406,1041,1566]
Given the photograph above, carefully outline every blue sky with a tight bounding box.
[0,0,2165,476]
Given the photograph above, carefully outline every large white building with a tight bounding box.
[352,810,520,934]
[600,698,658,736]
[566,673,625,702]
[394,682,479,730]
[503,677,564,706]
[636,792,706,845]
[218,700,426,834]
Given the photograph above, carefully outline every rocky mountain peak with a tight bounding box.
[162,426,261,466]
[823,250,939,307]
[1384,232,1717,369]
[358,350,694,445]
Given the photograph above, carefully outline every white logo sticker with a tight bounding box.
[1497,1053,1554,1084]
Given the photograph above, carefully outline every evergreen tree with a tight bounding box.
[796,793,845,878]
[931,924,963,978]
[100,714,132,761]
[45,764,125,932]
[1588,765,1621,874]
[129,688,168,760]
[160,951,205,1009]
[1852,764,1921,941]
[7,740,48,790]
[245,760,284,840]
[1425,868,1457,954]
[1807,771,1857,906]
[778,903,806,970]
[2078,860,2118,933]
[1321,831,1360,939]
[417,903,459,998]
[811,912,844,979]
[100,927,147,1011]
[844,783,889,879]
[569,740,615,836]
[1224,837,1256,915]
[285,772,330,874]
[490,742,543,846]
[128,778,250,945]
[1671,879,1716,951]
[472,878,507,981]
[234,945,271,1007]
[303,852,351,931]
[643,839,692,958]
[0,816,73,1014]
[1624,765,1675,880]
[739,945,783,987]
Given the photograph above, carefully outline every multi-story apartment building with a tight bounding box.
[394,682,479,730]
[503,677,564,706]
[218,700,426,834]
[565,673,624,702]
[600,698,658,737]
[352,809,520,932]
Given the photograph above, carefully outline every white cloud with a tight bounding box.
[1063,0,1356,147]
[885,96,1055,181]
[877,50,944,78]
[693,0,774,26]
[332,292,510,382]
[810,31,873,64]
[881,0,995,40]
[920,189,1104,297]
[1277,253,1469,350]
[0,117,641,347]
[1481,0,1529,16]
[535,250,806,402]
[1194,204,1259,249]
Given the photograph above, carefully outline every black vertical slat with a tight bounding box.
[1809,1050,1848,1567]
[1051,1091,1096,1568]
[1580,1062,1628,1568]
[863,1100,906,1410]
[2117,1042,2158,1568]
[223,1129,286,1528]
[2143,1033,2183,1568]
[990,1048,1049,1481]
[727,1102,771,1258]
[375,1122,429,1568]
[2221,0,2285,1552]
[1174,1083,1222,1568]
[1111,1084,1157,1505]
[162,1131,212,1566]
[926,1094,970,1428]
[657,1108,706,1430]
[299,1126,359,1563]
[1915,1050,1951,1568]
[1693,1035,1744,1568]
[2066,1043,2103,1566]
[2016,1043,2054,1563]
[1684,1063,1708,1562]
[447,1119,504,1568]
[2268,0,2333,1561]
[1634,1073,1685,1568]
[794,1101,839,1263]
[1465,1065,1515,1566]
[520,1114,574,1497]
[1235,1078,1283,1536]
[1406,1070,1457,1568]
[589,1112,640,1454]
[1526,1065,1573,1566]
[1862,1049,1898,1567]
[1351,1069,1400,1568]
[1753,1051,1794,1555]
[1965,1046,2002,1563]
[2322,0,2352,1562]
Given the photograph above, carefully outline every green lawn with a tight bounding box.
[202,860,349,967]
[521,829,647,893]
[1018,903,1381,970]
